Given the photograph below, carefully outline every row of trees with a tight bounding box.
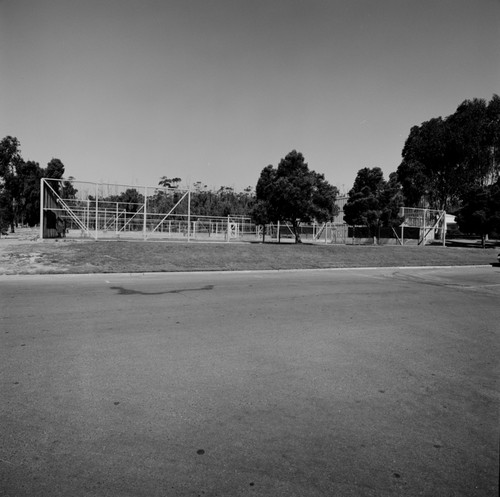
[1,94,498,243]
[156,178,255,217]
[0,136,256,233]
[250,96,498,244]
[338,95,500,244]
[0,136,67,232]
[87,182,255,218]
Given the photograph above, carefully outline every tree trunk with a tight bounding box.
[292,222,302,243]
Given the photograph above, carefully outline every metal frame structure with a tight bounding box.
[399,207,447,246]
[40,178,194,241]
[40,178,351,244]
[40,178,258,242]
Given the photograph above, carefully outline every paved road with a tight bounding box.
[1,267,499,497]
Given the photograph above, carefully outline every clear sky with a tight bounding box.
[1,0,499,193]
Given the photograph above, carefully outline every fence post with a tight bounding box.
[442,211,446,247]
[422,209,426,246]
[143,186,147,240]
[95,183,98,240]
[401,207,404,245]
[187,189,191,242]
[39,178,44,239]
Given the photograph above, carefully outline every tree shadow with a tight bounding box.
[110,284,214,296]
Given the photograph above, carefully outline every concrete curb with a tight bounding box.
[0,264,495,279]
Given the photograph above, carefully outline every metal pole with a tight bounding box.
[401,207,404,246]
[422,209,426,247]
[95,182,98,240]
[187,189,191,242]
[39,178,44,239]
[143,186,147,240]
[442,211,446,247]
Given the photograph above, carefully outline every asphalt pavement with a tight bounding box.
[1,267,499,496]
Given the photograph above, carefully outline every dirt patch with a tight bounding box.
[0,240,78,274]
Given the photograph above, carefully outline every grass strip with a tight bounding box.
[0,240,497,275]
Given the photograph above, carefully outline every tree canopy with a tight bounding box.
[254,150,339,243]
[397,95,500,210]
[0,136,66,231]
[343,167,403,243]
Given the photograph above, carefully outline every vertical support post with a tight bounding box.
[143,186,147,240]
[187,189,191,242]
[442,211,446,247]
[227,215,230,242]
[95,182,98,240]
[401,208,405,246]
[39,178,44,239]
[116,203,119,234]
[422,208,426,247]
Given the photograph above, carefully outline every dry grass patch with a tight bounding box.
[0,239,496,275]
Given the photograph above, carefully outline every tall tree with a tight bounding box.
[0,136,23,231]
[344,167,403,244]
[255,150,338,243]
[447,98,497,190]
[397,94,500,210]
[456,179,500,247]
[17,160,44,226]
[397,117,460,210]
